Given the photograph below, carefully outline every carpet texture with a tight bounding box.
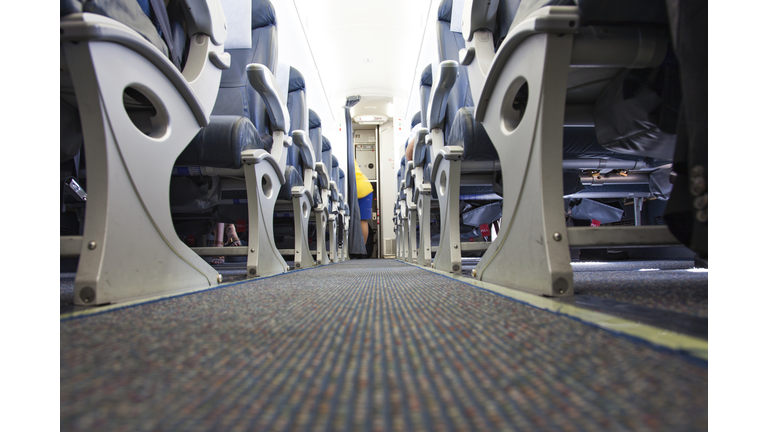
[61,260,706,431]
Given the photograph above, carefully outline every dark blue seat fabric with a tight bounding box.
[561,128,645,161]
[286,67,308,174]
[278,165,303,201]
[214,0,277,134]
[321,136,332,172]
[419,65,432,125]
[411,112,421,129]
[308,109,323,158]
[578,0,668,25]
[437,0,474,130]
[176,116,267,168]
[447,107,497,161]
[331,156,339,201]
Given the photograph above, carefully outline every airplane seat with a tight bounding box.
[306,109,331,264]
[279,66,310,201]
[173,0,278,215]
[331,156,340,202]
[458,0,683,295]
[322,136,340,262]
[423,0,501,271]
[436,0,475,138]
[321,136,333,178]
[60,0,229,305]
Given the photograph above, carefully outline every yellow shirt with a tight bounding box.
[355,158,373,198]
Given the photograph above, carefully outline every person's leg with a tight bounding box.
[360,219,369,243]
[224,223,241,246]
[212,223,226,265]
[357,192,373,253]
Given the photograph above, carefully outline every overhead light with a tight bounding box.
[355,114,388,125]
[365,106,377,109]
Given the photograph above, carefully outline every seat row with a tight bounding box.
[394,0,705,296]
[60,0,350,306]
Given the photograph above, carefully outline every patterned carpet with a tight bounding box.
[573,266,708,318]
[61,259,706,431]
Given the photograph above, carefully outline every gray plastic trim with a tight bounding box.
[246,63,290,133]
[427,61,459,130]
[241,149,286,184]
[61,17,208,127]
[474,6,580,122]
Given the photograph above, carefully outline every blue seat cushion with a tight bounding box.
[278,165,303,201]
[177,116,266,169]
[448,107,498,161]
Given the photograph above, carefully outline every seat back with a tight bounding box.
[338,169,346,199]
[419,65,432,132]
[436,0,473,137]
[286,66,309,172]
[213,0,277,130]
[331,155,340,200]
[331,156,340,187]
[308,109,323,163]
[321,136,333,177]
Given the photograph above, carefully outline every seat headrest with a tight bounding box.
[421,65,433,86]
[253,0,277,29]
[308,109,322,129]
[332,156,339,168]
[400,156,406,166]
[288,67,306,92]
[339,169,345,179]
[411,112,421,129]
[437,0,453,23]
[322,136,332,152]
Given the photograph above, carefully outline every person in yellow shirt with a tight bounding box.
[355,158,374,244]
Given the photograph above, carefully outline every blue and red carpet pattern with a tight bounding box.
[61,260,706,431]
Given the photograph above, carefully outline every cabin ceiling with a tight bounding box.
[272,0,441,131]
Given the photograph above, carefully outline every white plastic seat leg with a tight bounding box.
[342,213,351,261]
[242,148,289,277]
[328,213,338,263]
[314,205,330,265]
[405,189,418,263]
[469,32,576,296]
[61,14,225,306]
[291,187,315,269]
[431,147,464,273]
[417,185,432,266]
[395,211,402,260]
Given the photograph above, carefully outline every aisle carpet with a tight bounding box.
[61,260,706,431]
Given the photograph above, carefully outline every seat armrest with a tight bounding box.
[292,130,315,168]
[181,0,227,46]
[412,128,429,166]
[315,162,330,189]
[461,0,500,42]
[246,63,290,133]
[61,14,214,126]
[427,61,459,130]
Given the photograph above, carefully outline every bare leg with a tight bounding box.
[224,223,242,246]
[361,220,369,245]
[212,223,225,265]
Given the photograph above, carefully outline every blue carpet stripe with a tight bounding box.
[61,260,706,431]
